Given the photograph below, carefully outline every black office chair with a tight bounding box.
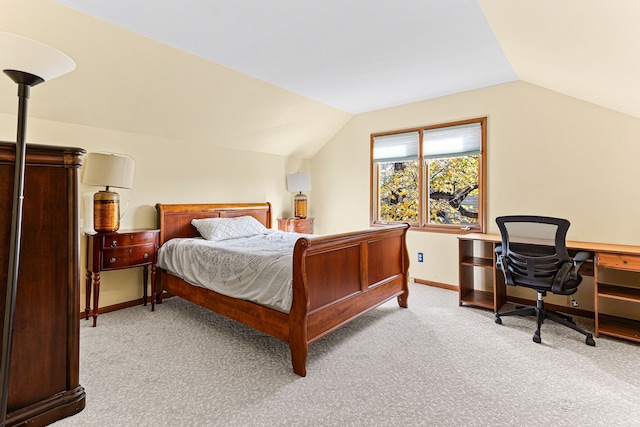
[494,215,595,346]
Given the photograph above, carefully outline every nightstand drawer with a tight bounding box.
[278,218,314,234]
[102,231,157,248]
[101,244,155,270]
[292,221,313,234]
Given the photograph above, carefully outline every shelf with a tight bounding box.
[597,283,640,303]
[459,237,500,312]
[460,257,493,268]
[460,290,494,310]
[460,233,640,345]
[598,314,640,342]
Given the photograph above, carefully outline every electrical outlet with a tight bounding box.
[418,252,423,262]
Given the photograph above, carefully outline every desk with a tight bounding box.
[458,233,640,343]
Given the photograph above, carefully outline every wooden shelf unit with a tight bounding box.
[595,252,640,343]
[597,314,640,342]
[597,283,640,301]
[459,233,640,343]
[458,234,505,311]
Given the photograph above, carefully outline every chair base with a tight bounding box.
[495,293,596,346]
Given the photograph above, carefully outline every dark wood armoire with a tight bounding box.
[0,142,86,426]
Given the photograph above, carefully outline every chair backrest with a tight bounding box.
[495,215,571,290]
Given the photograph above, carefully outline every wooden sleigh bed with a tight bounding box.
[155,202,410,376]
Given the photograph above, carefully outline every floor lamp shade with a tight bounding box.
[83,153,135,232]
[287,173,312,219]
[1,31,76,424]
[1,31,76,84]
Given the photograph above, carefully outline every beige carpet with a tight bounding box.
[53,284,640,426]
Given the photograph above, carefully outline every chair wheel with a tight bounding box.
[586,334,596,346]
[494,314,502,324]
[533,333,541,344]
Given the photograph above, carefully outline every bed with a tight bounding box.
[155,202,410,376]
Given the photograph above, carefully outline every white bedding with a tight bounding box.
[156,230,310,313]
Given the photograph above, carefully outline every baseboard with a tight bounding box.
[411,277,458,292]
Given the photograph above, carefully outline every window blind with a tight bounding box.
[423,122,481,159]
[373,131,419,162]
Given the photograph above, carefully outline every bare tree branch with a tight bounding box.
[429,184,478,218]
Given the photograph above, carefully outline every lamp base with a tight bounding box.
[294,193,307,219]
[93,190,120,232]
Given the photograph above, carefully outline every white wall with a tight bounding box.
[0,112,309,308]
[312,80,640,310]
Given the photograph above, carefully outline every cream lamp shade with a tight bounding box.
[83,153,135,233]
[287,173,312,219]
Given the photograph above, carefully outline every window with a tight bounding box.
[371,117,486,233]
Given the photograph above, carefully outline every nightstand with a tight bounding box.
[277,217,314,234]
[85,229,160,326]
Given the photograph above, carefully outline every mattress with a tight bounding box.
[157,230,309,312]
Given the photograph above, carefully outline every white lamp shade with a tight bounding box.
[0,31,75,81]
[83,152,135,189]
[287,173,312,193]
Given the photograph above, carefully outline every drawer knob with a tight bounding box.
[110,240,117,248]
[143,253,149,259]
[144,237,149,242]
[109,257,116,263]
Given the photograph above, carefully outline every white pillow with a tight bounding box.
[191,216,269,241]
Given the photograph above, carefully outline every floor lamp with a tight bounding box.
[0,32,75,425]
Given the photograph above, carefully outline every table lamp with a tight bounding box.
[287,172,312,219]
[0,31,76,424]
[83,152,135,232]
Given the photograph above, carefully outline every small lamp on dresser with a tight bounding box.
[83,152,135,232]
[287,172,312,219]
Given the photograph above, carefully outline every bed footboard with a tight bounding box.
[289,224,410,376]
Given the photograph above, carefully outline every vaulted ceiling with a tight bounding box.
[53,0,518,114]
[2,1,639,158]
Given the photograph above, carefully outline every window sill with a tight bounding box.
[371,221,483,235]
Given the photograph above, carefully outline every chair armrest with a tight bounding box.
[494,245,504,270]
[572,251,590,276]
[552,262,574,293]
[573,251,589,265]
[552,251,590,293]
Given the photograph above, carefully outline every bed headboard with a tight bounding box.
[155,202,272,245]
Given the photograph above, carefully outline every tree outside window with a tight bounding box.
[378,160,419,222]
[371,118,486,233]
